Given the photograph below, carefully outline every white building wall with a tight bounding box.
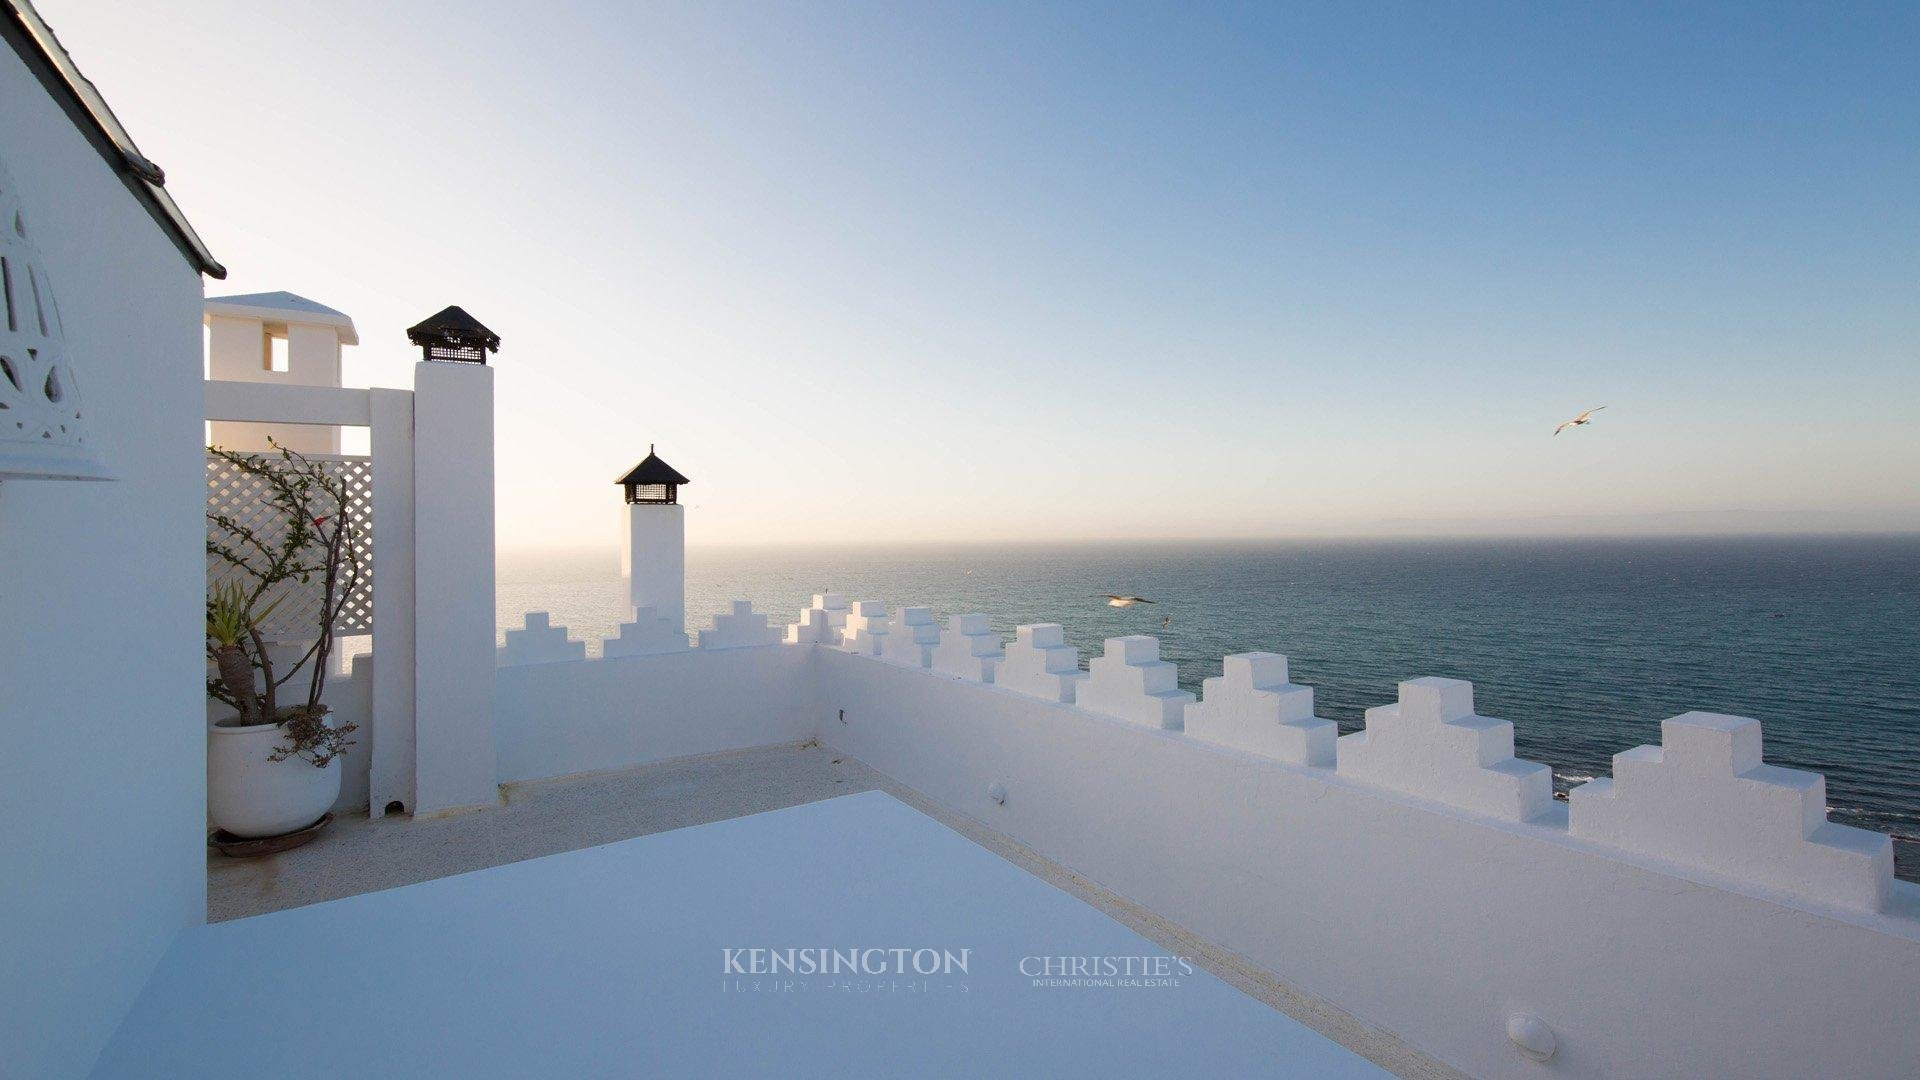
[286,322,342,386]
[205,313,264,377]
[0,50,210,1080]
[810,648,1920,1080]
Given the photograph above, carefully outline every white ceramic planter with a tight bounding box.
[207,710,342,838]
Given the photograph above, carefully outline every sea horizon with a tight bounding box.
[503,526,1920,557]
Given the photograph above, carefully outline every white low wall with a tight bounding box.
[494,644,814,785]
[811,648,1920,1080]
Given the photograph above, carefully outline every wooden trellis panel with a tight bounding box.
[207,452,373,640]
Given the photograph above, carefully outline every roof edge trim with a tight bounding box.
[3,0,227,278]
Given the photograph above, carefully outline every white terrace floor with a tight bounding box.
[199,743,1463,1079]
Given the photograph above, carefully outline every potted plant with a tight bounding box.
[205,441,360,842]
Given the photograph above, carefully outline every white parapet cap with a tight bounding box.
[204,291,359,345]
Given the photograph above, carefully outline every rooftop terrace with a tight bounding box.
[9,8,1919,1077]
[208,742,1461,1079]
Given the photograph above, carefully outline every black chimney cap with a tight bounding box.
[407,306,500,362]
[616,448,690,487]
[617,446,690,504]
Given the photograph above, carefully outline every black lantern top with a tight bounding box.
[617,445,690,504]
[406,306,500,363]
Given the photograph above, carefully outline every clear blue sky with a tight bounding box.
[54,1,1920,545]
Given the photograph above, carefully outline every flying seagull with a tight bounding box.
[1096,594,1156,607]
[1554,406,1606,436]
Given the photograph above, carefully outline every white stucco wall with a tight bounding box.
[0,49,209,1080]
[810,648,1920,1080]
[627,502,685,630]
[494,644,813,785]
[411,361,497,813]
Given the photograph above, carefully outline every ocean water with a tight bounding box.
[499,535,1920,882]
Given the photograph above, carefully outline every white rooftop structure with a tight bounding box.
[203,290,359,340]
[4,6,1919,1080]
[204,289,358,454]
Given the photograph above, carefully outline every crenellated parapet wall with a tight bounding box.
[603,606,691,658]
[880,606,940,667]
[498,611,586,666]
[837,601,891,656]
[932,613,1002,683]
[1569,711,1894,912]
[789,598,1905,916]
[997,623,1088,703]
[495,592,1906,924]
[473,592,1915,1079]
[785,606,834,645]
[811,641,1920,1080]
[504,600,791,666]
[698,600,782,650]
[1337,677,1554,823]
[1185,652,1336,766]
[1078,636,1193,730]
[786,593,849,645]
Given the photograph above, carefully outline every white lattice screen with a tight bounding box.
[207,452,373,640]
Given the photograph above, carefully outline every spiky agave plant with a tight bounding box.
[206,580,282,725]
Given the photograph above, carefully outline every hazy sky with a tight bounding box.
[50,1,1920,547]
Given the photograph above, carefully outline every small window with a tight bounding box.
[267,333,289,373]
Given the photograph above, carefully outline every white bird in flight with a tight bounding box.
[1096,594,1155,607]
[1554,406,1606,436]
